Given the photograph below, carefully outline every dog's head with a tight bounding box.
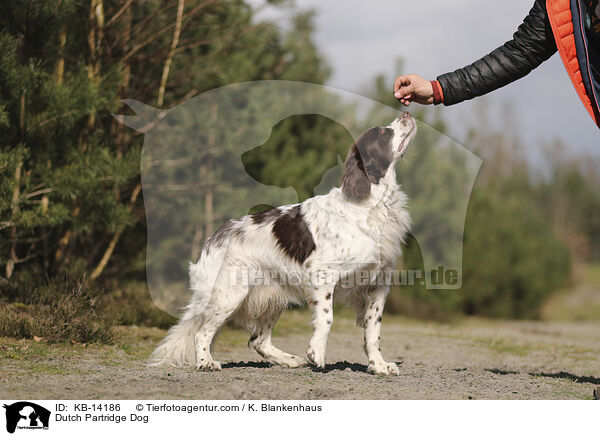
[341,112,416,200]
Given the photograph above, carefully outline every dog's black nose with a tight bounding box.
[398,112,411,125]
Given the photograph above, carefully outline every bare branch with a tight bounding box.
[175,20,270,53]
[90,182,142,280]
[0,221,14,230]
[13,252,39,264]
[157,0,185,107]
[25,188,55,199]
[106,0,133,27]
[119,0,220,64]
[34,110,78,129]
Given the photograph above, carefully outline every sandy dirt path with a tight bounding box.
[1,311,599,400]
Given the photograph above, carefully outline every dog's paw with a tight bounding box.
[368,361,400,376]
[306,349,325,369]
[197,359,222,372]
[283,355,308,368]
[269,354,308,368]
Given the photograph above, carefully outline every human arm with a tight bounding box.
[393,0,557,106]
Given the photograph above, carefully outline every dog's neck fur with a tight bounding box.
[328,164,409,251]
[364,166,410,264]
[341,165,405,213]
[366,166,400,207]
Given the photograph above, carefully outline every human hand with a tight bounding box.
[393,74,434,105]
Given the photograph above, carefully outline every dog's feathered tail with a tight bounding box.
[147,316,199,367]
[147,262,213,367]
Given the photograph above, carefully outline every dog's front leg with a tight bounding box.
[306,286,334,369]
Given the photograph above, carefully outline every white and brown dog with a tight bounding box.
[149,113,416,375]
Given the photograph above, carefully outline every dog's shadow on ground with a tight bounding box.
[222,361,272,369]
[486,368,600,385]
[222,360,404,374]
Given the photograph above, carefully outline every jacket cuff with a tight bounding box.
[431,80,444,105]
[436,73,467,106]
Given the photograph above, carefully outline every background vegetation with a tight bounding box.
[1,0,599,342]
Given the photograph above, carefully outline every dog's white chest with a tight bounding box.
[304,188,409,271]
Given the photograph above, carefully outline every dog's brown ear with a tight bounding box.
[341,143,371,200]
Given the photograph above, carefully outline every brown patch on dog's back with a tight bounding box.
[272,205,316,264]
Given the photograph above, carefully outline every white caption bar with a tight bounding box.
[0,400,597,436]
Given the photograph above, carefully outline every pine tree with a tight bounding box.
[0,0,333,288]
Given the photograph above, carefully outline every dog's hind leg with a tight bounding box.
[248,308,307,368]
[357,285,399,376]
[195,283,249,372]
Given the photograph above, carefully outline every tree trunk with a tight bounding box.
[56,26,66,84]
[7,92,27,279]
[117,0,132,154]
[48,23,64,269]
[88,0,105,79]
[91,0,186,280]
[64,0,105,269]
[5,160,22,279]
[204,159,214,237]
[86,0,105,130]
[204,100,218,239]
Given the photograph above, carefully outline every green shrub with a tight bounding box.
[459,188,571,318]
[387,182,571,320]
[0,276,114,343]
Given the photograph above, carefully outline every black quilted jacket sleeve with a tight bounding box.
[437,0,558,105]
